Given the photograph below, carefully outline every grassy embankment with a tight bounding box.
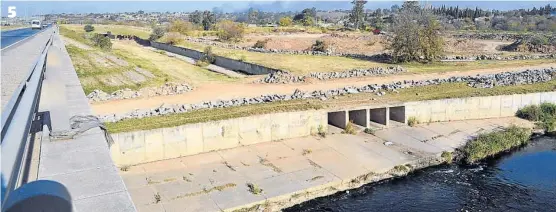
[60,26,236,94]
[176,40,555,76]
[106,79,556,133]
[516,102,556,132]
[61,24,151,39]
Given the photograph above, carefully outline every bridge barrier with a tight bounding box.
[1,30,72,211]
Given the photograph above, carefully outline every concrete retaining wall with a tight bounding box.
[405,92,556,123]
[110,110,327,166]
[150,41,281,75]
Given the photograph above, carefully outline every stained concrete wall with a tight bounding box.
[110,110,327,166]
[328,111,348,128]
[150,42,282,75]
[349,109,369,128]
[370,108,389,126]
[404,92,556,123]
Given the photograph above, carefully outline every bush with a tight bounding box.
[200,46,215,64]
[163,32,182,45]
[252,39,269,49]
[441,151,453,164]
[279,17,293,27]
[91,34,112,50]
[517,103,556,132]
[317,125,326,138]
[463,125,531,164]
[311,40,328,52]
[168,20,195,35]
[149,26,166,41]
[247,183,262,195]
[216,20,245,42]
[529,35,549,46]
[84,24,94,32]
[342,121,357,135]
[364,128,375,135]
[407,116,419,127]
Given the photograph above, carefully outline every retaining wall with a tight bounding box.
[110,110,327,166]
[405,92,556,123]
[150,41,281,75]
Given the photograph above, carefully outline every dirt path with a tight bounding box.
[91,63,556,115]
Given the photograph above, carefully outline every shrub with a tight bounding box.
[463,125,531,164]
[364,128,375,135]
[407,116,419,127]
[216,20,245,42]
[149,26,166,41]
[200,46,216,64]
[279,16,293,27]
[252,39,269,49]
[342,121,357,135]
[317,125,326,137]
[441,151,453,164]
[84,24,94,32]
[168,20,195,35]
[247,183,263,195]
[91,34,112,50]
[194,60,209,67]
[517,103,556,132]
[311,40,328,52]
[529,35,549,46]
[163,32,182,45]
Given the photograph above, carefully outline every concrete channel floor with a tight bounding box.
[121,117,532,212]
[35,29,136,211]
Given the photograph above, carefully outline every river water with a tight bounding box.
[286,137,556,212]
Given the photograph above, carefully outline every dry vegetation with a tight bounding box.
[62,24,152,39]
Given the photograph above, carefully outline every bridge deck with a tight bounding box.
[35,30,136,211]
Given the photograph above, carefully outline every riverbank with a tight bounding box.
[285,136,556,211]
[118,117,533,212]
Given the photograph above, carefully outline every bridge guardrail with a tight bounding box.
[1,28,72,211]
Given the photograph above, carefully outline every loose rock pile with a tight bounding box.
[440,53,556,61]
[99,68,556,123]
[255,66,405,84]
[87,83,193,102]
[451,32,553,41]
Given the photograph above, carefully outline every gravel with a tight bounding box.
[99,68,556,123]
[254,66,405,84]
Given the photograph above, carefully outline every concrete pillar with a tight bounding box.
[349,109,369,128]
[389,106,406,124]
[328,111,348,129]
[370,107,389,126]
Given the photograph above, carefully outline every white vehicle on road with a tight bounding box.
[31,20,41,30]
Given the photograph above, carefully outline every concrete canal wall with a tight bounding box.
[110,91,556,167]
[110,110,327,166]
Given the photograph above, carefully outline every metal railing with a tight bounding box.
[1,28,71,211]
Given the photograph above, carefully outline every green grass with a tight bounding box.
[407,116,419,127]
[516,102,556,132]
[441,151,453,164]
[463,125,531,164]
[62,24,151,39]
[106,79,556,133]
[60,26,92,45]
[105,100,324,133]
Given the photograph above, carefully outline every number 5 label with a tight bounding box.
[8,6,17,18]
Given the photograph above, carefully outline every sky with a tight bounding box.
[1,1,555,16]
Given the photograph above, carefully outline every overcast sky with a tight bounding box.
[2,1,555,16]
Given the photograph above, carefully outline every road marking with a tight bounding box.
[1,28,46,51]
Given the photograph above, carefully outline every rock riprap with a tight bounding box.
[255,66,405,84]
[87,83,193,102]
[100,68,556,123]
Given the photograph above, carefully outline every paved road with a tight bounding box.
[1,27,44,49]
[1,28,52,110]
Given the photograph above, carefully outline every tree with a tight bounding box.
[349,0,367,30]
[216,20,245,42]
[202,11,216,30]
[149,26,166,41]
[248,8,259,24]
[189,10,203,25]
[279,16,293,26]
[302,15,314,26]
[84,24,95,32]
[388,1,444,63]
